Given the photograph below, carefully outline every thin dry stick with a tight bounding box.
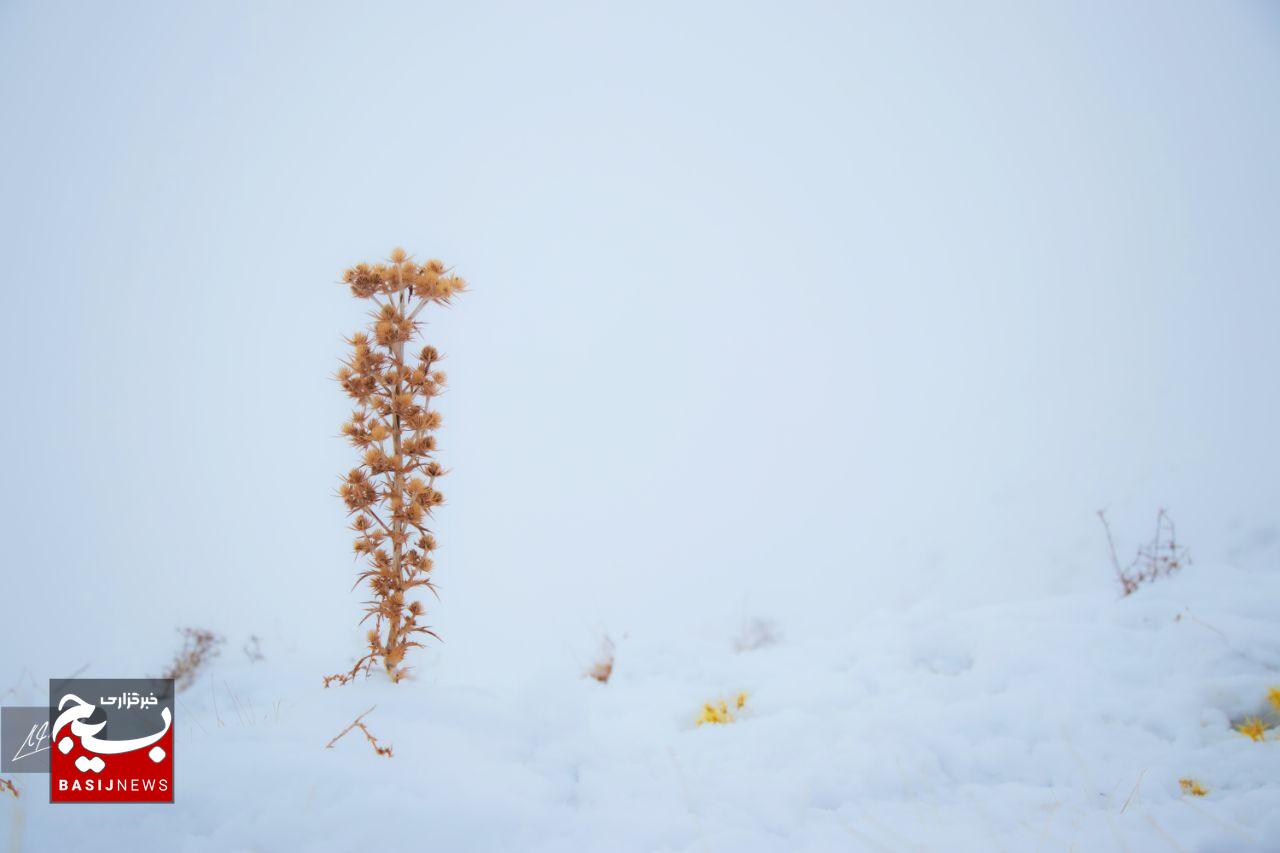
[1120,767,1147,814]
[325,706,393,758]
[1097,510,1129,592]
[0,778,16,799]
[224,681,252,727]
[210,680,224,728]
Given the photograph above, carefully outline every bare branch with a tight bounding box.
[324,706,392,757]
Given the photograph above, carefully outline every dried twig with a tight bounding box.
[1120,767,1146,814]
[1098,510,1129,593]
[210,680,224,727]
[325,706,392,758]
[0,778,17,799]
[224,680,252,727]
[322,670,357,688]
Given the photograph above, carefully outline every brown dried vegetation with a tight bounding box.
[1098,508,1190,596]
[326,249,466,686]
[161,628,224,692]
[0,777,16,798]
[585,634,616,683]
[325,706,393,758]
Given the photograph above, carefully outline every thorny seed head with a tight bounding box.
[343,264,382,298]
[340,470,377,511]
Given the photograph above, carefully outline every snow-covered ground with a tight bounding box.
[6,563,1278,852]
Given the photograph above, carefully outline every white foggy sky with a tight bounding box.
[1,1,1278,677]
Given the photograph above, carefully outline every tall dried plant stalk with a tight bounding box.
[325,248,466,686]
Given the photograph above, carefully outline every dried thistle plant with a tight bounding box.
[326,248,466,686]
[161,627,224,692]
[325,706,393,758]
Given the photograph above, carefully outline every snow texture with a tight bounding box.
[5,565,1279,852]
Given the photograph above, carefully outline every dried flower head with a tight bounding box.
[1178,778,1208,797]
[1236,716,1269,742]
[695,691,749,726]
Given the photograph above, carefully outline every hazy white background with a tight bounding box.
[2,1,1278,680]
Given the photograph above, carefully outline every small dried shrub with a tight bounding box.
[161,628,224,691]
[326,248,465,686]
[696,691,748,726]
[585,635,615,683]
[1098,508,1190,596]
